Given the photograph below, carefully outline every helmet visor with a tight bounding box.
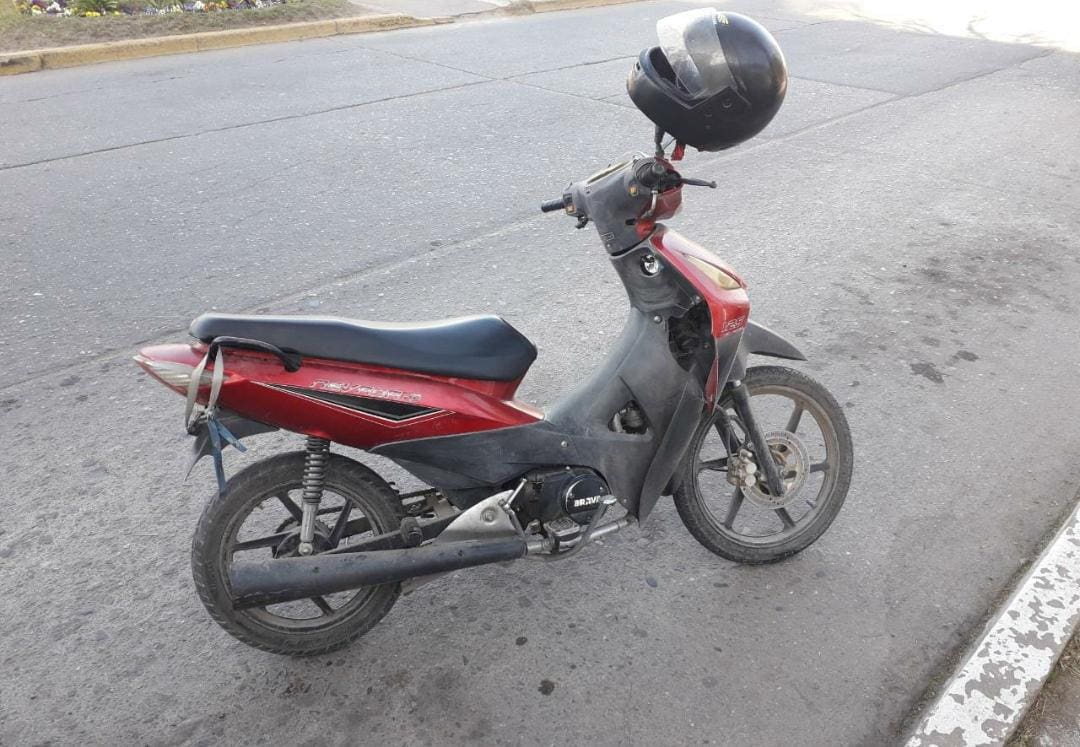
[656,8,736,98]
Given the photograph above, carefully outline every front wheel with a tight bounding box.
[673,365,853,564]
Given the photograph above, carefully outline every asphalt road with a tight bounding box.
[3,1,1080,744]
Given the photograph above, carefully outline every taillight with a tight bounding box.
[133,355,210,393]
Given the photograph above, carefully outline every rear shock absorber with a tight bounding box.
[298,436,331,556]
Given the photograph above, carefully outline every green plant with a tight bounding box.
[74,0,117,13]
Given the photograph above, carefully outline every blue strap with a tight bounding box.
[214,417,247,454]
[206,414,228,497]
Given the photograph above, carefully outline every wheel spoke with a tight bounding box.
[310,596,334,616]
[785,404,804,434]
[276,492,303,521]
[776,508,796,529]
[699,457,728,473]
[328,502,353,546]
[341,516,373,540]
[233,531,291,553]
[809,461,829,474]
[723,489,744,529]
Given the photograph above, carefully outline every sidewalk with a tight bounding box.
[357,0,513,17]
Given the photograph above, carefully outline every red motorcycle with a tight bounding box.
[137,10,852,655]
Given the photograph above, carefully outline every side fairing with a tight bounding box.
[374,239,714,520]
[374,308,706,519]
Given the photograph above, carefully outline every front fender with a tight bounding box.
[722,320,806,387]
[741,320,806,361]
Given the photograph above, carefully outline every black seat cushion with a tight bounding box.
[189,313,537,382]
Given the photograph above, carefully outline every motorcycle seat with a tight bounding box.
[189,313,537,382]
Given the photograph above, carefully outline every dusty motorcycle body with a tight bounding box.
[137,153,851,655]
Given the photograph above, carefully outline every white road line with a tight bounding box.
[907,500,1080,746]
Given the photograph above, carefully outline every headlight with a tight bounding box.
[684,254,743,290]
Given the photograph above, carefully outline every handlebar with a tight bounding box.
[540,196,567,213]
[539,157,717,220]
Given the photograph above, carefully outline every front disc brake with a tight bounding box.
[743,430,809,510]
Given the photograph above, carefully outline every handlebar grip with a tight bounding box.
[540,197,567,213]
[636,160,667,190]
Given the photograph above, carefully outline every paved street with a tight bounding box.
[2,1,1080,744]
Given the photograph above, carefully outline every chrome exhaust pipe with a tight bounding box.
[229,537,526,609]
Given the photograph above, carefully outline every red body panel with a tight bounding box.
[137,225,750,446]
[136,343,542,449]
[651,227,749,336]
[651,226,751,402]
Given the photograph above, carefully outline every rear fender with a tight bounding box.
[187,409,278,476]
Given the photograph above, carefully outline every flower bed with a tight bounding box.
[14,0,285,18]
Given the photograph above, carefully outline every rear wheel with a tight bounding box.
[191,452,403,656]
[673,365,853,564]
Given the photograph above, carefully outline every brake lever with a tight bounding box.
[680,177,718,189]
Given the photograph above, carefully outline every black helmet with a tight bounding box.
[627,9,787,152]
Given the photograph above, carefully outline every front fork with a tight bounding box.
[726,379,785,498]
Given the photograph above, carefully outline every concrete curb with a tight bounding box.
[0,0,638,76]
[0,14,431,74]
[905,499,1080,746]
[522,0,636,14]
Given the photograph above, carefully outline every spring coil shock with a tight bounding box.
[298,436,331,555]
[302,436,330,503]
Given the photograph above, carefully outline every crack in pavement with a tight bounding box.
[0,209,542,393]
[0,78,494,172]
[685,44,1053,176]
[782,73,901,95]
[0,48,636,171]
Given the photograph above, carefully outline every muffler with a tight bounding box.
[229,537,526,609]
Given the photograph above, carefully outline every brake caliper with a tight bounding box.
[726,448,759,490]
